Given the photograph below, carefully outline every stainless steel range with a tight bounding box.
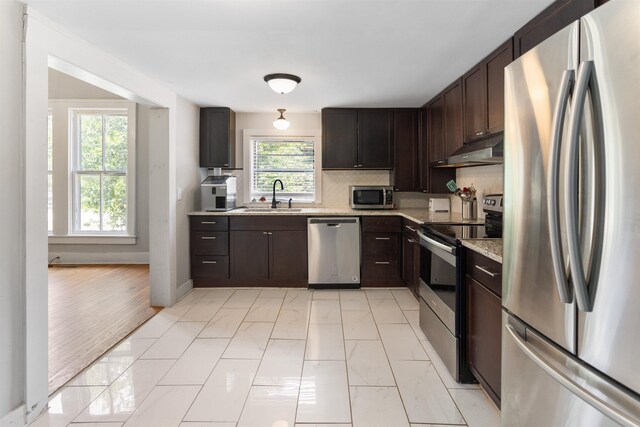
[418,194,502,383]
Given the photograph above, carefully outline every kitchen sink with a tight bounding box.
[242,208,303,212]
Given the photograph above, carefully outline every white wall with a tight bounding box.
[48,68,122,100]
[0,1,26,422]
[175,97,202,294]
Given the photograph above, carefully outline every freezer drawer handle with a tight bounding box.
[475,265,500,277]
[547,69,575,304]
[506,325,639,427]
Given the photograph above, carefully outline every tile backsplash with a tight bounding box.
[450,164,503,219]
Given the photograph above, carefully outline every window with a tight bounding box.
[72,110,129,233]
[248,135,320,203]
[48,99,136,243]
[48,112,53,233]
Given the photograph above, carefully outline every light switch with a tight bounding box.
[177,187,183,201]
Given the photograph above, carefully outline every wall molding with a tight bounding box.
[176,279,193,301]
[0,404,25,427]
[48,251,149,265]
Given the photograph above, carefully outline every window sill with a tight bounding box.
[48,235,137,245]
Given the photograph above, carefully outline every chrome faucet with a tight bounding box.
[271,179,284,209]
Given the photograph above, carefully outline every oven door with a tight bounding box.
[417,230,458,335]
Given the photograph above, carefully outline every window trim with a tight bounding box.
[242,129,322,205]
[47,99,136,242]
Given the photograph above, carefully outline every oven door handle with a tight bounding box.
[417,231,455,255]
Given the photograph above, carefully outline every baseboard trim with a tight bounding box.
[176,279,193,301]
[1,404,25,427]
[48,251,149,264]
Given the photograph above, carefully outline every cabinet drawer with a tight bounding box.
[191,216,229,231]
[466,249,502,297]
[361,216,401,232]
[192,256,229,278]
[192,231,229,255]
[230,216,307,231]
[361,257,400,281]
[362,233,400,257]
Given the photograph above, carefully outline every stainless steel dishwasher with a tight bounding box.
[307,217,361,288]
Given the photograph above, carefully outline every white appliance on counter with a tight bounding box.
[503,1,640,425]
[428,197,450,213]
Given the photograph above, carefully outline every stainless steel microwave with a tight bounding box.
[350,186,395,209]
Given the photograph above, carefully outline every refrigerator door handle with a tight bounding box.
[547,69,575,304]
[506,324,640,427]
[565,61,592,311]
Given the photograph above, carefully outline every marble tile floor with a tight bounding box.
[32,287,500,427]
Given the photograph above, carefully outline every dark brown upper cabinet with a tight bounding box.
[322,108,393,169]
[514,0,607,58]
[392,109,420,191]
[463,39,513,143]
[427,95,444,165]
[322,109,358,169]
[420,96,456,193]
[200,107,236,168]
[443,79,464,158]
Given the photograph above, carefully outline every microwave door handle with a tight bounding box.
[547,69,574,304]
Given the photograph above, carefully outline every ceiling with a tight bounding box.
[25,0,555,113]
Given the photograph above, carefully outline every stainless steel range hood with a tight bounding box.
[436,134,503,168]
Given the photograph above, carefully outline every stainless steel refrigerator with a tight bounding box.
[503,0,640,425]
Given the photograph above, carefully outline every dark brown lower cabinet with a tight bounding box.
[269,231,308,280]
[230,231,269,280]
[466,255,502,406]
[361,217,403,286]
[401,219,420,298]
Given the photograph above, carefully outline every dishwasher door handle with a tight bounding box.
[326,223,342,228]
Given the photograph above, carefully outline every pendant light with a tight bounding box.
[264,73,301,94]
[273,109,290,130]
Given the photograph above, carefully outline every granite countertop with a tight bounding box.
[461,239,503,264]
[188,207,485,226]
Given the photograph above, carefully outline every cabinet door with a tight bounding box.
[322,109,358,169]
[467,275,502,405]
[230,231,269,280]
[443,79,464,158]
[392,109,419,191]
[427,96,444,165]
[463,64,487,143]
[402,234,419,297]
[486,40,513,135]
[358,109,394,169]
[200,107,235,168]
[269,231,307,281]
[419,107,430,192]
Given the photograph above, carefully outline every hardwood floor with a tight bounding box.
[48,264,160,393]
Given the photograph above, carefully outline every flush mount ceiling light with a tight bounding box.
[273,109,291,130]
[264,73,301,94]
